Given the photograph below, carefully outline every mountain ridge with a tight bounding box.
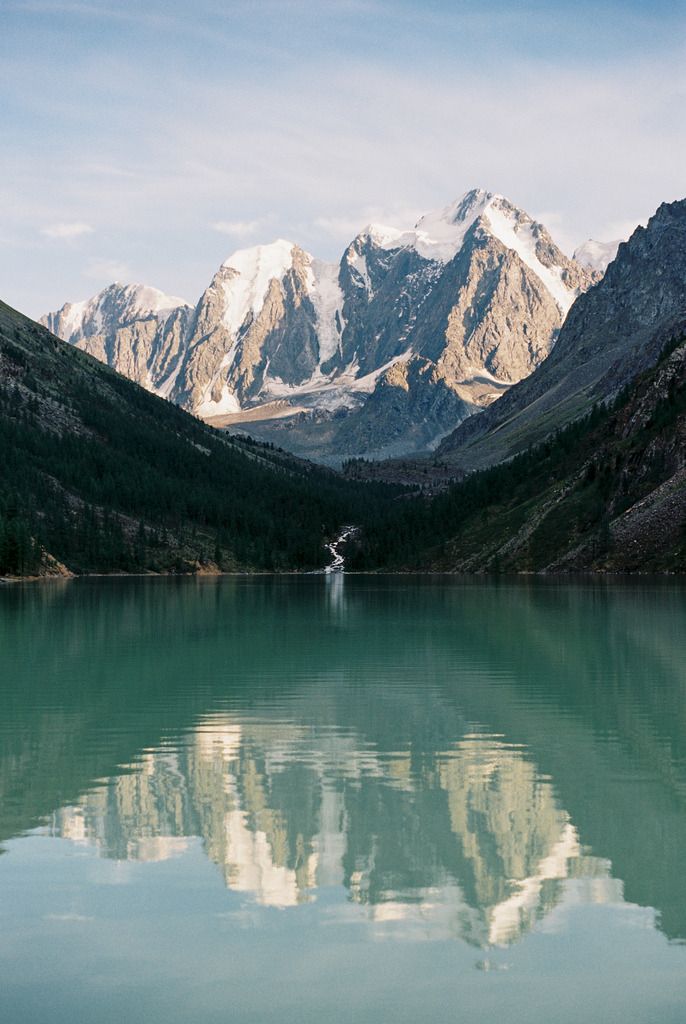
[42,189,601,463]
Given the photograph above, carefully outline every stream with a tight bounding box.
[324,526,358,573]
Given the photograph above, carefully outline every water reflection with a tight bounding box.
[44,714,614,947]
[1,575,685,950]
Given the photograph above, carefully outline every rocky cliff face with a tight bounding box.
[43,189,599,463]
[437,198,686,471]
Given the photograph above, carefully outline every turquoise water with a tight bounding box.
[1,576,685,1023]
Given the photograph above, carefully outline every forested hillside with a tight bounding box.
[347,336,686,573]
[0,301,392,576]
[1,298,685,579]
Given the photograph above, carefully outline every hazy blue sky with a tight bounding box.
[2,0,685,317]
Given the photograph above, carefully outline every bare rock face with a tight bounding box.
[419,230,564,390]
[173,266,238,413]
[164,242,326,418]
[42,189,600,463]
[331,356,474,461]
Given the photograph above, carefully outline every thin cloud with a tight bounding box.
[2,1,684,318]
[313,205,424,244]
[313,216,366,239]
[212,219,265,238]
[604,217,646,241]
[83,258,131,282]
[41,221,94,240]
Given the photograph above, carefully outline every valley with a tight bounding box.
[1,197,685,579]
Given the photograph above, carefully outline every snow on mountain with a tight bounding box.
[43,189,599,463]
[219,240,297,335]
[345,246,373,297]
[573,238,622,273]
[359,223,408,248]
[344,225,406,299]
[437,198,686,473]
[53,298,92,341]
[483,203,576,314]
[411,188,495,261]
[354,189,583,314]
[306,258,345,365]
[43,282,189,342]
[122,284,189,320]
[198,240,344,370]
[196,381,242,418]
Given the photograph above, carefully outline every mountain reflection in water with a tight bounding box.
[1,574,685,950]
[50,718,617,948]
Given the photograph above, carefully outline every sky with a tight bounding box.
[2,0,685,318]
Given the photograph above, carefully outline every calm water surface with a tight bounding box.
[1,576,685,1023]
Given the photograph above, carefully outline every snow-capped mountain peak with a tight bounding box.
[346,189,583,313]
[220,238,296,275]
[343,189,501,265]
[103,283,189,326]
[415,188,585,313]
[356,223,409,249]
[43,188,601,464]
[479,200,580,314]
[412,187,499,258]
[42,282,189,342]
[214,239,344,362]
[437,186,497,220]
[215,239,299,335]
[121,283,189,319]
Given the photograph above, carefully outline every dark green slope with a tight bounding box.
[349,335,686,573]
[0,301,392,576]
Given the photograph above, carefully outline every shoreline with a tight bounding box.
[2,567,685,585]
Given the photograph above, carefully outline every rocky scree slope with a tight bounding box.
[43,189,598,463]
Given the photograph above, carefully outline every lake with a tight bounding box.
[1,575,685,1023]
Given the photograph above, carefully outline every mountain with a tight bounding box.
[42,282,193,398]
[0,299,391,577]
[436,198,686,471]
[43,189,599,463]
[3,272,684,579]
[348,332,686,573]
